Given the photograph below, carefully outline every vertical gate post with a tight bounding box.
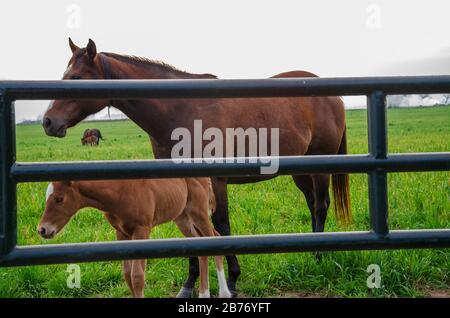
[0,92,17,255]
[367,91,389,236]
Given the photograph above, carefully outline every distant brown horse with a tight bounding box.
[81,128,103,145]
[81,135,98,146]
[43,38,351,298]
[38,178,231,298]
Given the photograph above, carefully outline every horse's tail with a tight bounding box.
[332,127,352,224]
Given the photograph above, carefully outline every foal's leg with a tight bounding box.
[130,226,150,298]
[116,230,133,294]
[213,257,231,298]
[174,217,198,298]
[190,221,215,298]
[178,178,240,297]
[151,143,198,298]
[131,259,147,298]
[212,230,232,298]
[198,255,210,298]
[211,178,240,297]
[175,216,212,298]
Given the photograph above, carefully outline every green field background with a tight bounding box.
[0,106,449,297]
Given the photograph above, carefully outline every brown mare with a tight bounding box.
[81,135,98,146]
[38,178,231,298]
[43,38,351,298]
[81,128,103,145]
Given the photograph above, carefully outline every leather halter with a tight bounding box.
[98,53,113,117]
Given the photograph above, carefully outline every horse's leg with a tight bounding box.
[292,175,328,261]
[312,174,331,233]
[176,258,199,298]
[292,175,316,232]
[130,226,150,298]
[211,178,240,297]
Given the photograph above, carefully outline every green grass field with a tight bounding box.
[0,106,449,298]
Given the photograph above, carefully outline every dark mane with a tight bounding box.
[101,52,217,79]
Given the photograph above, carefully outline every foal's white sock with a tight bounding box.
[199,290,211,298]
[217,269,232,298]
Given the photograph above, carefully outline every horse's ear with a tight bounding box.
[69,37,79,53]
[86,39,97,61]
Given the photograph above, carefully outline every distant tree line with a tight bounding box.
[387,94,450,108]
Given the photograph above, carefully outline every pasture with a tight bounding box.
[0,105,449,298]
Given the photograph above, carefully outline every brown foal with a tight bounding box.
[37,178,231,298]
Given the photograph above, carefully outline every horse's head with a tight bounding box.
[43,38,109,137]
[37,181,80,239]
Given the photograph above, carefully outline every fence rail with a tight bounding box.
[9,153,450,182]
[1,75,450,266]
[2,76,450,99]
[1,230,450,267]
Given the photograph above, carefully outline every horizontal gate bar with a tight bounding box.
[1,230,449,267]
[11,153,450,182]
[2,75,450,100]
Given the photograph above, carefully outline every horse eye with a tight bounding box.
[55,197,64,203]
[70,75,82,80]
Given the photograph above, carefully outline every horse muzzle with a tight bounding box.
[42,117,67,138]
[37,224,57,239]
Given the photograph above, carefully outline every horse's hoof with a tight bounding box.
[227,281,238,298]
[176,287,194,298]
[228,288,238,298]
[219,290,233,298]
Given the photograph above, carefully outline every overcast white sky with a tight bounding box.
[1,0,450,122]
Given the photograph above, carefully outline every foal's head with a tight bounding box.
[38,181,80,239]
[43,38,109,137]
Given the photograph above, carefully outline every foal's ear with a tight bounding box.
[86,39,97,61]
[69,37,79,53]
